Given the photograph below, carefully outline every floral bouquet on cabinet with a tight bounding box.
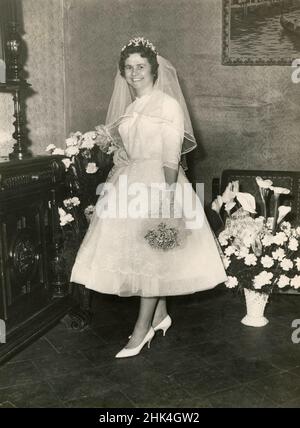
[46,124,126,267]
[46,124,127,228]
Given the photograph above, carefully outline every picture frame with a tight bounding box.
[222,0,300,65]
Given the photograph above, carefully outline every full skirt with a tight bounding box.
[70,160,228,297]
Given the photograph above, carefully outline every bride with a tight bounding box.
[70,37,227,358]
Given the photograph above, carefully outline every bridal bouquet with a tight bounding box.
[46,124,120,173]
[144,221,182,251]
[94,125,120,155]
[213,177,300,294]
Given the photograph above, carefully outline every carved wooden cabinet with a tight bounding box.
[0,155,81,363]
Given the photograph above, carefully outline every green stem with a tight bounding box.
[272,195,279,235]
[262,200,267,223]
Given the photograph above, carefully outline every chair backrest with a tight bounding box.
[219,169,300,224]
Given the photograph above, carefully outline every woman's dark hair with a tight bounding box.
[119,44,159,83]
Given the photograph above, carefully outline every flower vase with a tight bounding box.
[241,288,269,327]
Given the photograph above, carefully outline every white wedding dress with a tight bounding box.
[70,89,227,297]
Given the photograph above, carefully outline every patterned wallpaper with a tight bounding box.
[0,92,15,157]
[0,0,299,201]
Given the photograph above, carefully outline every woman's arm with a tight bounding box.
[163,165,178,187]
[161,99,184,216]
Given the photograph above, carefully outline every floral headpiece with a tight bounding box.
[121,37,158,55]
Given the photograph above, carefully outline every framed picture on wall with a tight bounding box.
[222,0,300,65]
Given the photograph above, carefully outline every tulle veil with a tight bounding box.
[104,55,197,170]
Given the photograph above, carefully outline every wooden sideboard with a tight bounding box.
[0,155,88,364]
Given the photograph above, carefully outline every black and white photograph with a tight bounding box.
[0,0,300,410]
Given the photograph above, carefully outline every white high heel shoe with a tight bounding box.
[153,315,172,336]
[128,315,172,339]
[115,327,155,359]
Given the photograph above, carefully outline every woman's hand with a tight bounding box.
[113,147,130,167]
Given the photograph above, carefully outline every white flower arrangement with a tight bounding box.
[58,198,82,235]
[58,208,74,227]
[85,162,99,174]
[63,197,80,209]
[213,177,300,294]
[46,124,123,234]
[46,123,120,174]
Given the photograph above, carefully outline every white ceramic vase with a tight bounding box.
[241,288,269,327]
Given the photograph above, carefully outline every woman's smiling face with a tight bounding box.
[124,53,154,95]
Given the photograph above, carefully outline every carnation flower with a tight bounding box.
[278,275,290,289]
[52,148,65,155]
[236,246,250,259]
[288,237,299,252]
[225,276,238,288]
[244,254,257,266]
[261,233,273,247]
[80,131,97,149]
[291,275,300,289]
[60,213,74,226]
[224,246,237,257]
[218,231,229,247]
[66,135,80,147]
[86,162,99,174]
[273,231,288,246]
[58,207,74,226]
[280,221,292,232]
[71,197,80,206]
[63,197,80,208]
[253,271,273,290]
[261,255,274,269]
[280,258,293,271]
[272,248,285,261]
[65,146,80,157]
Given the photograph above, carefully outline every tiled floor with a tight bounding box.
[1,288,300,408]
